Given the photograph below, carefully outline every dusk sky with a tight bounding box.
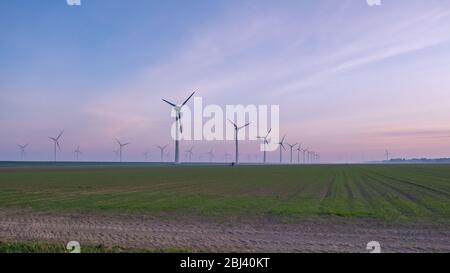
[1,0,450,162]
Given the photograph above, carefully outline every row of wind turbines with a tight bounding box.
[15,91,321,165]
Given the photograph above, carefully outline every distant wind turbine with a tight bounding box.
[302,148,308,164]
[296,145,302,164]
[116,139,130,162]
[74,145,82,161]
[17,144,28,161]
[286,142,298,164]
[143,150,150,162]
[257,128,272,164]
[228,119,250,165]
[186,146,194,162]
[385,150,391,161]
[49,131,64,162]
[157,145,168,162]
[277,135,286,163]
[113,150,119,160]
[207,149,215,163]
[224,152,232,163]
[162,91,196,164]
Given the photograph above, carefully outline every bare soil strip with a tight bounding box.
[0,210,448,253]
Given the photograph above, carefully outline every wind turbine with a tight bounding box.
[74,145,82,161]
[186,146,194,162]
[162,91,195,164]
[49,131,64,162]
[296,145,302,164]
[17,144,28,161]
[224,152,232,163]
[113,150,119,160]
[116,139,130,162]
[302,148,308,164]
[257,128,272,164]
[286,142,298,164]
[385,150,391,161]
[143,150,150,162]
[277,135,286,164]
[156,145,167,162]
[307,151,313,164]
[207,149,215,163]
[228,119,250,165]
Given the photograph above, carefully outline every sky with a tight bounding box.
[1,0,450,163]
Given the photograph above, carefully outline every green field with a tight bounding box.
[0,164,449,221]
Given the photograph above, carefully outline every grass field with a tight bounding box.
[0,164,449,221]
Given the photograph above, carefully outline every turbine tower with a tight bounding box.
[257,128,272,164]
[228,119,250,165]
[49,131,64,162]
[162,91,195,164]
[156,145,168,162]
[116,139,130,162]
[17,144,28,161]
[186,146,194,162]
[74,145,82,161]
[286,142,298,164]
[277,135,286,164]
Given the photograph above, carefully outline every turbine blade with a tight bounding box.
[238,123,250,130]
[162,99,176,107]
[227,119,238,128]
[57,130,64,140]
[182,91,195,106]
[265,128,272,138]
[281,135,286,143]
[56,141,61,152]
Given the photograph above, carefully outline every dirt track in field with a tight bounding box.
[1,210,449,253]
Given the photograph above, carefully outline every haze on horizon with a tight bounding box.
[1,0,450,163]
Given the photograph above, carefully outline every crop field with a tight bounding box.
[0,164,449,221]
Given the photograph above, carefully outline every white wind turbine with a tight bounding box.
[224,151,232,163]
[286,142,298,164]
[207,149,215,163]
[257,128,272,164]
[186,146,194,162]
[385,150,391,161]
[17,143,28,161]
[74,145,82,161]
[307,150,313,164]
[228,119,250,165]
[113,150,119,161]
[156,145,168,162]
[162,91,195,164]
[296,145,302,164]
[143,150,150,162]
[116,139,130,162]
[302,148,308,164]
[49,131,64,162]
[277,135,286,164]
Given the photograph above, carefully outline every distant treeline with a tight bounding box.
[381,158,450,163]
